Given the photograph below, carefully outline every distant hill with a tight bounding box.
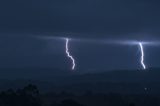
[0,68,160,94]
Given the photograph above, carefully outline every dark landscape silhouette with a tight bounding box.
[0,68,160,106]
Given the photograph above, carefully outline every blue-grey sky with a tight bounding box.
[0,0,160,71]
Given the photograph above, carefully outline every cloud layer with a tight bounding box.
[0,0,160,40]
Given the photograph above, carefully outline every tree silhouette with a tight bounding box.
[0,84,42,106]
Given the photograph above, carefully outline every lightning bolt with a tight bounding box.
[65,38,75,70]
[139,43,146,70]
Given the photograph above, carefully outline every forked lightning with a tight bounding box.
[139,43,146,70]
[65,38,75,70]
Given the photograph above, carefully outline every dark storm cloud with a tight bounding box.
[0,0,160,40]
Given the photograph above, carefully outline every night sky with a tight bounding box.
[0,0,160,71]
